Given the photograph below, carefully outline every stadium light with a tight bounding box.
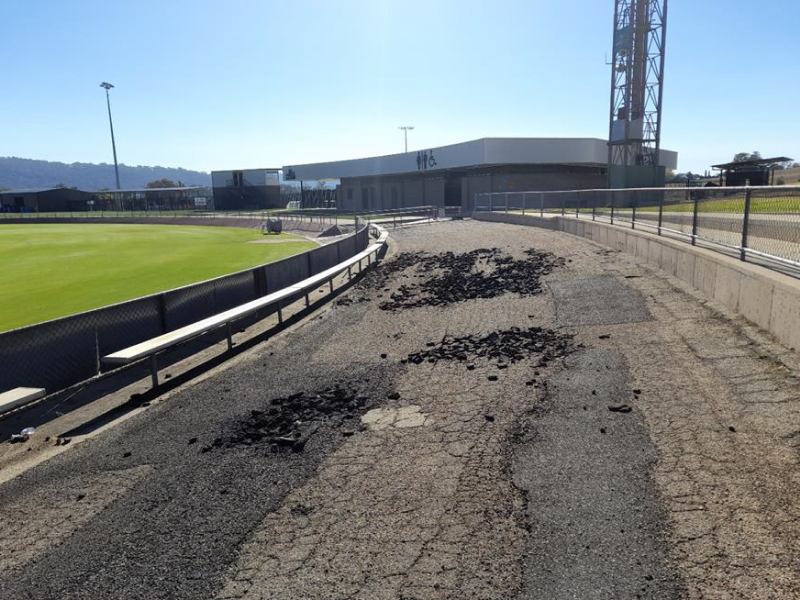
[100,82,121,190]
[398,126,414,153]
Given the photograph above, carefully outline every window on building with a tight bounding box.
[231,171,244,187]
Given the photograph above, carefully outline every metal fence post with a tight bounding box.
[741,188,752,261]
[657,190,664,235]
[631,191,636,230]
[158,293,168,333]
[576,192,580,218]
[592,191,596,221]
[505,193,509,213]
[522,193,526,216]
[540,192,544,217]
[610,191,615,225]
[691,189,699,246]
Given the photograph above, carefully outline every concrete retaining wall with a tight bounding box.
[474,212,800,352]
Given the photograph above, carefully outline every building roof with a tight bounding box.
[0,187,60,195]
[1,186,207,196]
[711,157,793,170]
[96,186,208,193]
[210,168,280,174]
[283,137,679,181]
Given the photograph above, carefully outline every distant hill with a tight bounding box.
[0,156,211,191]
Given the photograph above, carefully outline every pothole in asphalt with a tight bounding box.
[361,405,430,431]
[338,248,564,310]
[404,327,577,369]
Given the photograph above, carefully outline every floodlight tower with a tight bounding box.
[398,126,414,153]
[607,0,668,188]
[100,82,121,190]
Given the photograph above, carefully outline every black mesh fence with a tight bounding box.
[0,224,372,395]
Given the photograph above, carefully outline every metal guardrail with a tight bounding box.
[0,209,337,225]
[475,186,800,275]
[102,224,389,388]
[0,206,440,229]
[356,205,439,227]
[0,224,373,397]
[277,206,438,228]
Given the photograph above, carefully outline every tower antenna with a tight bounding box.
[607,0,668,188]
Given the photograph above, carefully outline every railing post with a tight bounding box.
[610,190,615,225]
[489,194,493,212]
[592,191,596,221]
[505,193,509,213]
[561,195,565,217]
[631,191,636,230]
[741,188,752,261]
[540,192,544,217]
[691,189,699,246]
[657,190,664,235]
[150,355,159,388]
[522,193,526,216]
[576,192,580,218]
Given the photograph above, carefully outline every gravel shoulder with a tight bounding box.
[0,220,799,599]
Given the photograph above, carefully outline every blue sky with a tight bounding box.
[1,0,798,174]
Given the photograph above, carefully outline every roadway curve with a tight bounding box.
[0,220,799,599]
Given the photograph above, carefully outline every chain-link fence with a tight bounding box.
[475,186,800,274]
[281,188,337,209]
[0,223,372,396]
[0,206,440,229]
[0,209,303,221]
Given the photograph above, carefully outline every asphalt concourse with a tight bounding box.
[1,220,799,599]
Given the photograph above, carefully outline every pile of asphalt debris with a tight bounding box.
[404,327,576,369]
[336,251,428,307]
[204,384,377,454]
[344,248,564,311]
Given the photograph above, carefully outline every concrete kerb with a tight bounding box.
[473,212,800,353]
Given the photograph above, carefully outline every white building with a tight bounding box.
[283,137,678,212]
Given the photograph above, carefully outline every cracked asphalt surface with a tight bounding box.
[1,220,800,599]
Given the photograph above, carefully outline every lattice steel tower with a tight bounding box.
[607,0,668,188]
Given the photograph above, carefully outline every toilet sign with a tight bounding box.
[416,150,438,172]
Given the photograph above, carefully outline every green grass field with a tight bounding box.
[519,193,800,215]
[632,194,800,214]
[0,224,317,332]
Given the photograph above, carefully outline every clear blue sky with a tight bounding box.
[1,0,798,174]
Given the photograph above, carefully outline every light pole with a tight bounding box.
[398,126,414,153]
[100,82,121,190]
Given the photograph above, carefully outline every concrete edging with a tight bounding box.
[474,212,800,352]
